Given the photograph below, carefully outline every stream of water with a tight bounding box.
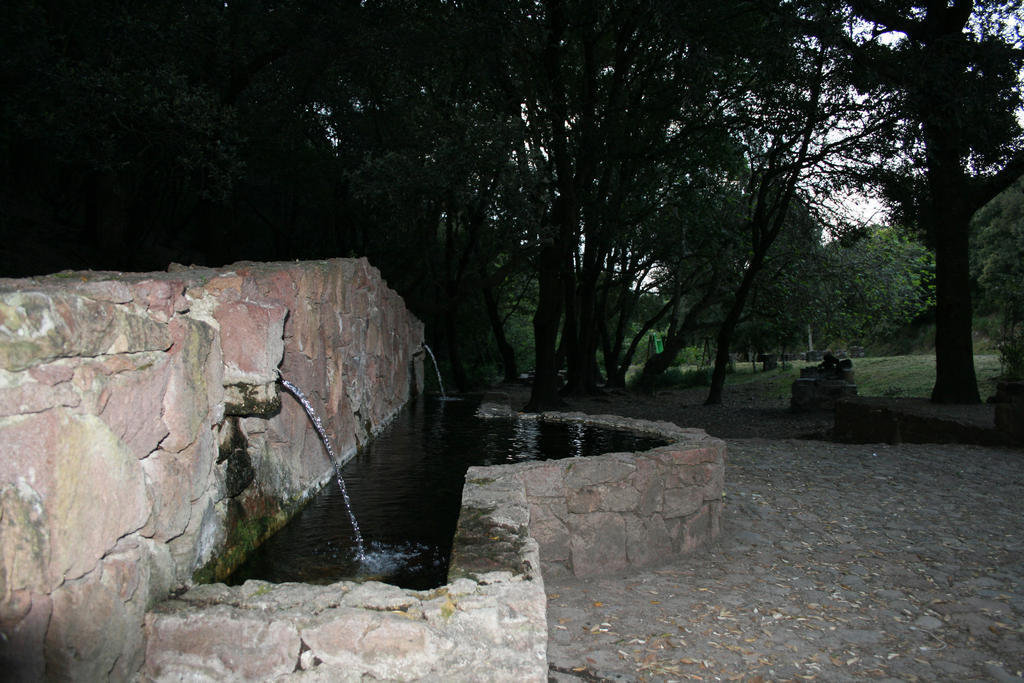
[277,377,366,561]
[422,343,446,398]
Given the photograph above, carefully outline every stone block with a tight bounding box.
[214,299,287,385]
[223,381,281,417]
[625,513,672,567]
[678,501,718,553]
[166,492,223,586]
[663,484,704,518]
[0,590,50,682]
[141,450,195,541]
[563,454,635,488]
[366,315,383,356]
[193,272,245,298]
[75,279,134,304]
[135,278,189,320]
[525,501,570,563]
[27,361,75,385]
[569,511,627,577]
[0,410,148,586]
[161,317,216,453]
[97,356,171,459]
[631,456,663,514]
[566,480,640,513]
[650,443,722,466]
[0,377,80,418]
[701,460,725,501]
[46,541,149,680]
[0,291,171,371]
[348,290,371,319]
[182,425,218,503]
[144,604,301,680]
[0,482,49,595]
[300,608,440,679]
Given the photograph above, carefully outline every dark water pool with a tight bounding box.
[227,396,666,590]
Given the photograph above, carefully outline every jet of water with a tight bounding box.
[278,377,366,561]
[422,344,446,398]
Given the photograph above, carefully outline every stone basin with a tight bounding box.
[143,411,725,681]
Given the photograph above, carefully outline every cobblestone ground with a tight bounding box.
[547,438,1024,682]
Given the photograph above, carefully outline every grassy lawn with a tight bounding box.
[648,354,1005,400]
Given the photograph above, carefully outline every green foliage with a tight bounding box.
[740,222,934,353]
[997,333,1024,380]
[821,228,935,346]
[3,0,1020,401]
[628,365,714,391]
[847,355,1003,400]
[971,177,1024,379]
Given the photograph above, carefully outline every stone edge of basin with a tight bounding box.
[142,408,725,682]
[467,400,725,579]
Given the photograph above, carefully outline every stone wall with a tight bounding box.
[993,380,1024,443]
[464,412,725,579]
[834,397,1016,446]
[0,259,424,680]
[791,367,857,412]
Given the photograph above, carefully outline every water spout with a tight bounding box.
[422,344,446,399]
[278,377,366,561]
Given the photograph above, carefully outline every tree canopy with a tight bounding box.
[2,0,1021,405]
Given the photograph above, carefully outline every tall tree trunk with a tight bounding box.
[706,257,762,405]
[526,239,566,411]
[482,284,518,383]
[528,1,573,412]
[926,149,981,403]
[443,309,470,393]
[563,260,602,395]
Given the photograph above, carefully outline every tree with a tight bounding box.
[699,3,888,405]
[836,0,1024,402]
[493,0,741,410]
[634,176,745,389]
[0,1,362,274]
[756,225,935,350]
[972,176,1024,377]
[823,227,935,345]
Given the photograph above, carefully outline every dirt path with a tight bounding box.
[546,438,1023,682]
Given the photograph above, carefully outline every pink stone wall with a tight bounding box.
[519,442,724,578]
[458,413,726,580]
[0,259,424,680]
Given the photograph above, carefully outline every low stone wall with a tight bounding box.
[834,397,1016,446]
[0,259,423,680]
[466,412,725,579]
[791,367,857,412]
[993,380,1024,443]
[142,411,724,681]
[144,569,548,681]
